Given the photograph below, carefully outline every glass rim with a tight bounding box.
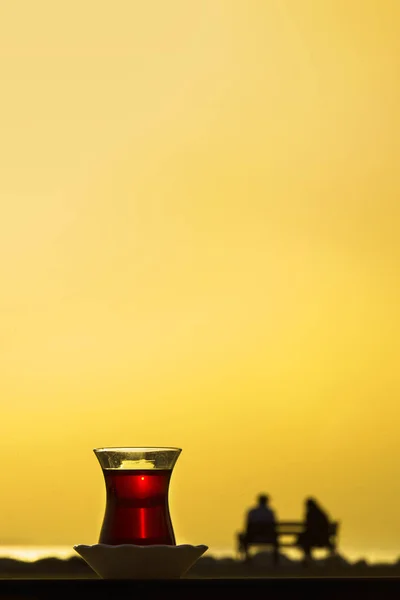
[93,446,182,453]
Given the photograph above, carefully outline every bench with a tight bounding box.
[237,521,340,562]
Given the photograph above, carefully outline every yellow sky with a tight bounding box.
[0,0,399,560]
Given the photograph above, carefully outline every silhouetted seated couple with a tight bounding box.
[240,494,334,564]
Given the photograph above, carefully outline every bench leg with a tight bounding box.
[301,544,313,566]
[243,544,279,566]
[244,544,251,562]
[237,533,246,558]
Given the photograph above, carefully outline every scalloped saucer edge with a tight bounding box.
[74,544,208,579]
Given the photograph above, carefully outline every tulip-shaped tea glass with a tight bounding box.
[94,447,181,546]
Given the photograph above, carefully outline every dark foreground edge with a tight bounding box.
[1,577,400,600]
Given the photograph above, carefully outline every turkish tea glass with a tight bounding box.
[94,447,181,545]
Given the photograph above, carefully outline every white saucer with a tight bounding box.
[74,544,208,579]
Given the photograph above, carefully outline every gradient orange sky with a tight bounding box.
[0,0,399,561]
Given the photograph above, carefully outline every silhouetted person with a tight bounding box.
[242,494,278,564]
[246,494,276,529]
[298,497,331,561]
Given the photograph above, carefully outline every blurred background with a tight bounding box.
[0,0,399,564]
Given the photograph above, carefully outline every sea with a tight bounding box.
[0,546,398,565]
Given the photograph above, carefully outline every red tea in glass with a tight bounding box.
[94,448,181,546]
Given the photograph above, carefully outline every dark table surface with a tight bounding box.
[1,577,400,600]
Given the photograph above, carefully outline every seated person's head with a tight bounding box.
[306,497,320,512]
[258,494,269,507]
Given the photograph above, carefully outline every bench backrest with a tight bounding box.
[247,521,339,539]
[328,522,339,537]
